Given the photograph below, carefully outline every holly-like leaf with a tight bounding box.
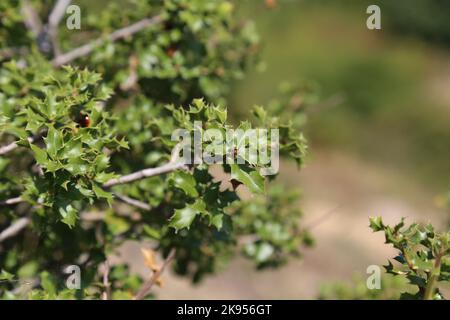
[369,216,384,232]
[40,272,56,297]
[44,126,63,158]
[210,213,225,230]
[0,270,14,281]
[30,144,48,166]
[169,199,206,231]
[170,171,198,197]
[58,203,78,227]
[230,164,265,194]
[92,183,113,203]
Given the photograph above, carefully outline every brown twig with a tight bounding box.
[0,162,184,207]
[303,203,346,230]
[48,0,72,57]
[113,193,151,211]
[0,47,29,60]
[101,260,111,300]
[0,141,186,207]
[0,197,24,206]
[103,143,187,188]
[48,0,71,28]
[21,0,43,36]
[52,15,163,67]
[0,133,42,155]
[133,249,176,300]
[0,191,150,242]
[103,161,186,188]
[0,217,30,243]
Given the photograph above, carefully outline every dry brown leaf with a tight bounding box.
[140,248,160,272]
[155,277,164,288]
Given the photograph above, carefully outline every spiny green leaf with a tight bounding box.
[92,183,112,202]
[30,144,48,166]
[40,272,56,297]
[143,225,161,240]
[169,199,206,231]
[170,171,198,197]
[230,164,265,194]
[44,126,64,158]
[369,216,384,232]
[58,204,78,227]
[0,270,14,281]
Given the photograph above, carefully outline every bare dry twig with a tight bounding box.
[133,249,176,300]
[52,15,163,67]
[0,47,28,60]
[0,197,24,206]
[0,141,186,207]
[21,0,43,36]
[113,193,151,211]
[0,134,42,156]
[103,143,187,188]
[101,260,111,300]
[48,0,72,57]
[0,217,30,243]
[48,0,71,28]
[0,192,150,243]
[103,161,186,188]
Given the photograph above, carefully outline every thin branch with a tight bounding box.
[120,55,139,91]
[134,249,176,300]
[11,278,39,296]
[0,47,28,60]
[0,193,149,241]
[47,0,72,57]
[0,162,184,207]
[0,217,30,243]
[101,260,111,300]
[0,141,22,155]
[0,197,23,206]
[113,193,151,211]
[103,143,186,188]
[48,0,71,28]
[303,203,346,230]
[21,0,43,36]
[0,144,186,206]
[80,211,106,222]
[52,15,163,67]
[0,133,42,156]
[103,161,186,188]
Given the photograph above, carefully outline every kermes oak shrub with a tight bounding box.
[318,218,449,300]
[0,0,313,299]
[369,217,449,300]
[1,0,446,301]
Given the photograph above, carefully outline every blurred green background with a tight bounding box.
[152,0,449,299]
[230,0,450,193]
[76,0,450,192]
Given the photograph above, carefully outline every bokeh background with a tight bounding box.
[111,0,450,298]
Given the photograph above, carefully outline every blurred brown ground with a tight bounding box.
[118,150,447,299]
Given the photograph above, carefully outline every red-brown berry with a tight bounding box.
[78,114,91,128]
